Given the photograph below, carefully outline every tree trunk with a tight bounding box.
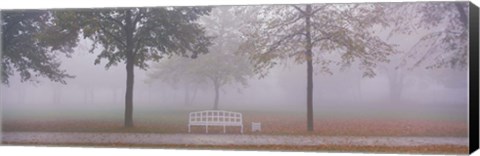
[125,59,134,128]
[84,87,94,105]
[356,73,363,101]
[148,84,152,105]
[89,87,94,104]
[84,88,87,105]
[184,83,191,106]
[55,86,61,105]
[213,81,220,110]
[113,88,117,104]
[388,69,404,104]
[305,4,314,132]
[124,10,134,128]
[18,86,26,105]
[190,86,198,105]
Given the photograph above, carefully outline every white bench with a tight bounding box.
[188,110,243,133]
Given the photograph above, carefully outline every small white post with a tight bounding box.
[223,125,226,133]
[251,122,261,132]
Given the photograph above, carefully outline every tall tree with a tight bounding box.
[148,7,252,110]
[239,4,395,131]
[148,51,251,110]
[378,2,469,103]
[1,10,78,85]
[55,7,212,127]
[146,56,206,106]
[387,2,469,70]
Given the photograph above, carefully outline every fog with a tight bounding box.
[1,43,468,119]
[1,5,468,123]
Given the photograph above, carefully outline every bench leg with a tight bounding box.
[206,125,208,133]
[188,124,191,133]
[223,125,226,133]
[241,125,243,134]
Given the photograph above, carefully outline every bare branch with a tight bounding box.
[310,5,328,15]
[312,35,332,44]
[268,14,303,29]
[105,16,124,28]
[291,5,307,15]
[264,28,305,54]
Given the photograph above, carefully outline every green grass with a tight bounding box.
[2,106,468,137]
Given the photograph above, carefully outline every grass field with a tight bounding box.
[2,108,468,137]
[1,106,469,154]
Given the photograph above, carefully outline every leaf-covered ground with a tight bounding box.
[1,110,468,154]
[2,111,467,137]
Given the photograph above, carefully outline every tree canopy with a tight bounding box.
[147,7,252,110]
[1,10,78,85]
[240,4,396,78]
[55,7,212,69]
[387,2,469,70]
[239,4,396,131]
[55,7,212,127]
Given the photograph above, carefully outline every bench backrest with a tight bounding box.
[189,110,242,125]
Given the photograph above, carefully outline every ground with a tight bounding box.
[1,132,469,154]
[1,109,469,154]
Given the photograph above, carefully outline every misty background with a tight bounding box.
[0,5,468,123]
